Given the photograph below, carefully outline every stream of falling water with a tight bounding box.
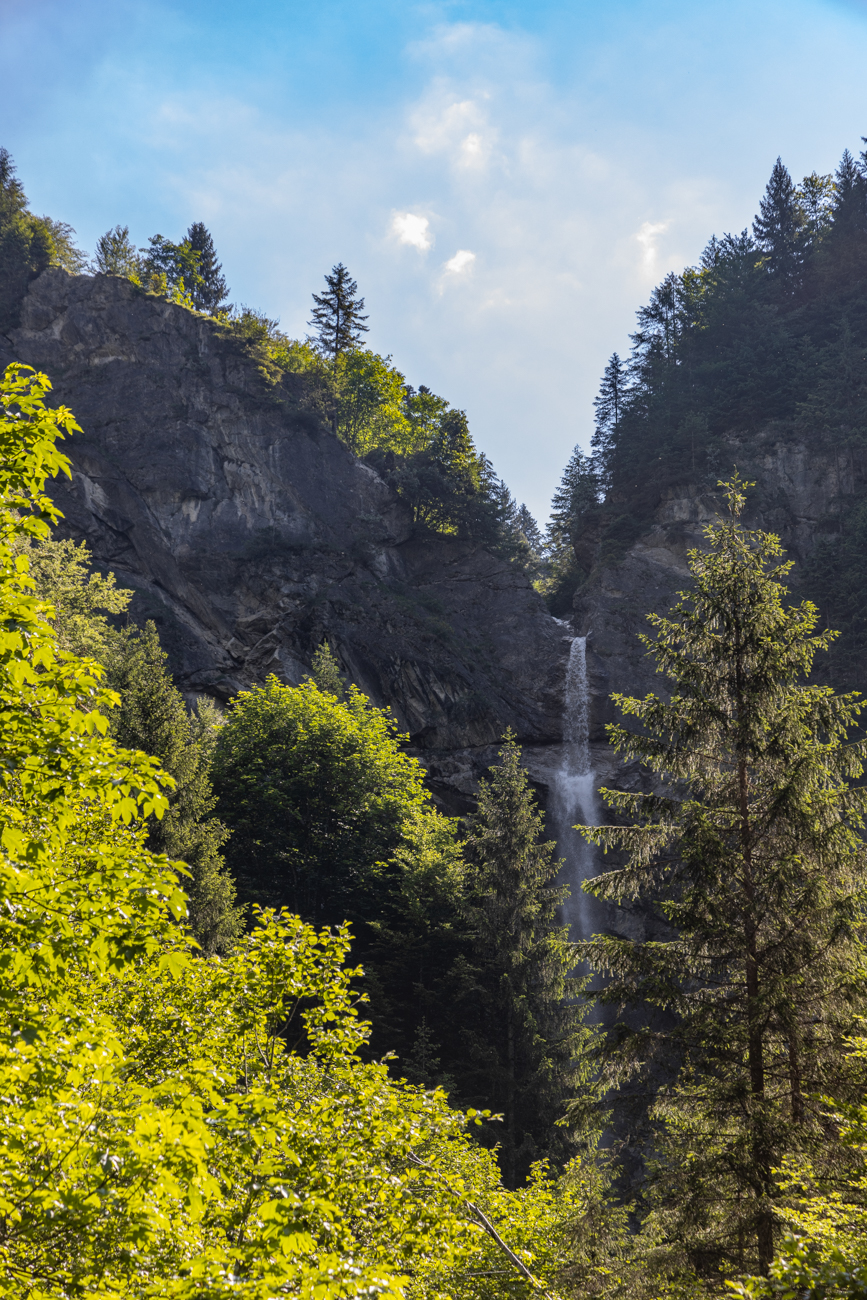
[552,637,600,942]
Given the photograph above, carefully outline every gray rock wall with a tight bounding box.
[3,269,571,807]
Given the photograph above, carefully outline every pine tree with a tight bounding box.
[580,476,867,1280]
[185,221,229,312]
[591,352,627,489]
[308,263,369,361]
[753,157,799,279]
[108,622,243,953]
[458,733,591,1188]
[92,225,140,278]
[632,271,682,366]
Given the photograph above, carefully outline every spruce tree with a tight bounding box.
[186,221,229,312]
[831,148,867,239]
[516,504,544,561]
[580,477,867,1280]
[308,263,369,361]
[108,622,242,953]
[458,733,591,1188]
[547,447,599,559]
[753,157,799,279]
[591,352,627,489]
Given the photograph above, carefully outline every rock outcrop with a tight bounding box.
[2,269,572,807]
[575,438,851,748]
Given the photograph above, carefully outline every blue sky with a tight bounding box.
[2,0,867,522]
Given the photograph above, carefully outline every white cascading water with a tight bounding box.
[552,636,600,942]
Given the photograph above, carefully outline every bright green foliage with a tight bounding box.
[93,223,141,278]
[579,478,867,1281]
[211,674,478,1074]
[308,638,348,698]
[458,734,593,1189]
[729,1035,867,1298]
[107,620,243,953]
[10,532,132,659]
[337,348,415,456]
[212,674,429,923]
[140,233,205,304]
[0,361,611,1300]
[8,530,241,952]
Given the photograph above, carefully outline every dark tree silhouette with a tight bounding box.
[308,263,369,360]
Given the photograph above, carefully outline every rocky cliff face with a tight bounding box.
[576,436,850,750]
[2,269,572,808]
[1,269,845,826]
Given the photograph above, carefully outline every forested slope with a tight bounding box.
[548,145,867,706]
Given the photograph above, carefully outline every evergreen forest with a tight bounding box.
[3,137,867,1298]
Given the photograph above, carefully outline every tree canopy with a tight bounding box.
[0,360,621,1299]
[579,477,867,1284]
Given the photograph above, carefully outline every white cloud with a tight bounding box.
[443,249,476,275]
[391,212,432,251]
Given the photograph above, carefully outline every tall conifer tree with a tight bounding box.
[186,221,229,312]
[831,148,867,238]
[458,734,591,1188]
[309,263,369,360]
[108,622,242,953]
[753,157,799,279]
[592,352,627,489]
[580,477,867,1280]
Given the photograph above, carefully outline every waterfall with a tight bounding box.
[552,637,599,942]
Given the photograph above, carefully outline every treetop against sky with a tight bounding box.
[2,0,867,519]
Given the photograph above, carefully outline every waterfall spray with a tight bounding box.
[552,637,599,941]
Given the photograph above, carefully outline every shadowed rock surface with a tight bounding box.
[2,269,571,805]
